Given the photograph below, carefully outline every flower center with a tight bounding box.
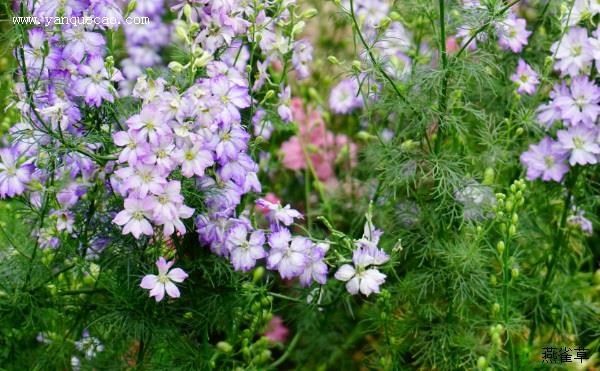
[132,211,145,220]
[158,273,169,284]
[543,155,554,168]
[573,136,584,149]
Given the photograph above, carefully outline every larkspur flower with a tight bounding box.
[536,82,570,129]
[267,229,309,279]
[496,14,530,53]
[520,137,570,182]
[256,198,303,228]
[511,59,539,95]
[0,147,33,198]
[226,224,267,272]
[334,246,388,296]
[329,78,363,114]
[112,197,154,238]
[74,55,120,107]
[567,210,593,235]
[172,142,215,178]
[551,27,593,77]
[555,76,600,127]
[299,242,329,287]
[140,257,189,302]
[557,126,600,166]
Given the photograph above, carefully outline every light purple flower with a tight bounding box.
[520,137,570,182]
[334,246,388,296]
[557,127,600,166]
[256,198,303,227]
[63,26,105,62]
[299,242,329,287]
[172,142,215,178]
[74,55,117,107]
[536,82,570,129]
[551,27,593,77]
[555,76,600,127]
[114,165,167,197]
[329,78,363,114]
[112,197,154,238]
[140,257,188,302]
[496,14,530,53]
[511,59,539,95]
[226,224,266,272]
[54,209,75,234]
[567,210,593,235]
[0,147,33,198]
[112,130,150,165]
[267,229,309,279]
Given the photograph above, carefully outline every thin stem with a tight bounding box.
[434,0,449,153]
[269,331,302,369]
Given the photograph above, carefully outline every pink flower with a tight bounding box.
[264,316,289,343]
[280,99,357,183]
[511,59,539,95]
[140,257,189,302]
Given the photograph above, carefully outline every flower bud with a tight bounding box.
[301,8,318,19]
[511,214,518,225]
[477,356,487,369]
[183,4,192,20]
[168,61,185,73]
[508,225,516,237]
[496,241,505,254]
[217,341,233,353]
[292,21,305,36]
[515,127,524,136]
[491,303,500,314]
[351,60,362,71]
[253,267,265,283]
[327,56,340,64]
[490,275,497,286]
[511,268,519,279]
[482,168,495,185]
[126,0,137,17]
[389,11,401,20]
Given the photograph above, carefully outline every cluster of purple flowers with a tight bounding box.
[520,26,600,183]
[1,0,123,248]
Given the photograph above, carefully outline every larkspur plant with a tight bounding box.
[0,0,599,369]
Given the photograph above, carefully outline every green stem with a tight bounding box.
[269,331,302,369]
[434,0,449,154]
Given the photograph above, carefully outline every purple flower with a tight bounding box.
[172,142,215,178]
[277,85,293,123]
[329,78,363,114]
[74,55,117,107]
[557,127,600,166]
[256,198,303,228]
[267,229,309,279]
[536,82,570,129]
[53,209,75,234]
[334,247,388,296]
[209,75,251,123]
[555,76,600,127]
[226,224,267,272]
[292,39,313,80]
[112,130,150,165]
[140,257,188,302]
[520,137,570,182]
[510,59,539,95]
[63,26,105,62]
[126,106,171,145]
[112,197,154,238]
[567,210,593,235]
[299,242,329,287]
[551,27,593,77]
[215,122,249,162]
[496,14,530,53]
[0,147,33,198]
[114,164,167,198]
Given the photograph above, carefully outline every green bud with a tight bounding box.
[491,303,500,314]
[508,225,516,237]
[490,275,497,286]
[217,341,233,353]
[351,60,362,71]
[482,168,495,185]
[496,241,505,254]
[505,200,514,213]
[292,21,306,36]
[495,324,504,333]
[125,0,137,17]
[511,214,518,225]
[515,127,524,136]
[511,268,519,279]
[379,17,391,29]
[389,11,401,21]
[301,8,318,19]
[168,61,185,73]
[357,131,376,141]
[251,302,261,313]
[492,332,501,344]
[252,266,265,283]
[477,356,487,369]
[594,269,600,285]
[183,312,193,319]
[264,90,275,100]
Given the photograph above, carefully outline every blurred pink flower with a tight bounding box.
[280,99,357,184]
[264,315,289,343]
